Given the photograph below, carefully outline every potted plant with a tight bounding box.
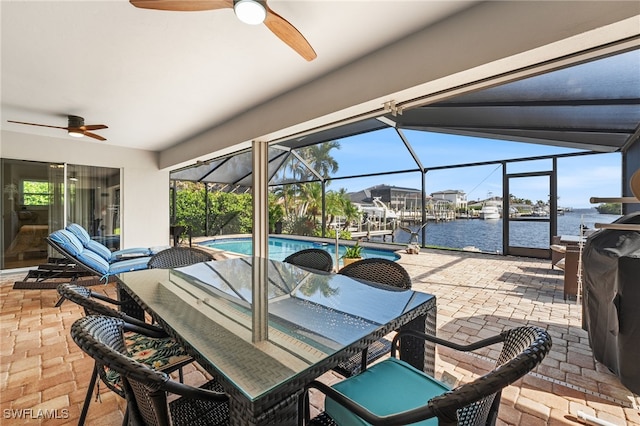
[341,241,362,268]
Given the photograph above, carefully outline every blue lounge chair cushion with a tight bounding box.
[110,247,153,261]
[67,223,154,262]
[66,223,92,246]
[49,230,85,257]
[76,249,110,275]
[325,358,450,426]
[149,246,172,255]
[86,240,114,262]
[107,256,153,274]
[74,249,151,276]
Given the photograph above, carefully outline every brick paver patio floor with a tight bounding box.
[1,248,639,425]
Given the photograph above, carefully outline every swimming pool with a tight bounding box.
[199,236,400,262]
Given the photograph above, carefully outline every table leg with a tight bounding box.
[116,282,146,321]
[228,393,299,426]
[398,304,436,376]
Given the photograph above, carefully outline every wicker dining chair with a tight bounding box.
[71,315,230,426]
[147,246,214,269]
[334,258,412,377]
[302,326,552,426]
[57,283,193,425]
[284,248,334,273]
[339,258,411,289]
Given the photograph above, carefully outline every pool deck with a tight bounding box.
[1,245,639,425]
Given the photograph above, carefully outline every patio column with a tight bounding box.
[252,140,269,259]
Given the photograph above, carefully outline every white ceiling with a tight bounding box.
[2,1,639,172]
[1,0,476,151]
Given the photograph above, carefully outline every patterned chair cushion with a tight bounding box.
[103,331,191,393]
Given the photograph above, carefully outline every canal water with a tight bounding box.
[392,209,621,254]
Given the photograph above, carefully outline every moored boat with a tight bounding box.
[479,202,500,220]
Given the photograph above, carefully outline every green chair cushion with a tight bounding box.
[103,331,191,393]
[325,358,450,426]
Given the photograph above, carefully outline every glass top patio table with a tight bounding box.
[117,257,436,426]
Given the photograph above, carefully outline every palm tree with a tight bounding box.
[299,141,340,180]
[341,198,361,230]
[324,190,343,227]
[298,182,322,219]
[325,188,360,230]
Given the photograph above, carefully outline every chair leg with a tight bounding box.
[486,391,502,426]
[79,364,99,426]
[360,347,369,373]
[121,406,129,426]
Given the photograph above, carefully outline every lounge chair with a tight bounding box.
[47,229,153,280]
[14,257,94,287]
[66,223,166,262]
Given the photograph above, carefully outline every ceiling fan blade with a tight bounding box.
[264,5,316,61]
[82,124,108,131]
[83,131,107,141]
[7,120,67,130]
[130,0,232,11]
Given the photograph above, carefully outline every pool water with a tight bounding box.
[199,237,400,262]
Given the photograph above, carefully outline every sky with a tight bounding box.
[320,128,621,209]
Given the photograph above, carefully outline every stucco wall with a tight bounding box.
[1,130,170,248]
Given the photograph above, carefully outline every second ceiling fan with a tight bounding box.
[130,0,317,61]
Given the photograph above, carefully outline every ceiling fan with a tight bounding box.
[7,115,108,141]
[129,0,317,61]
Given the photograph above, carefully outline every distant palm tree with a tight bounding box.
[299,182,322,218]
[271,141,342,235]
[325,188,360,230]
[341,198,361,230]
[299,141,340,179]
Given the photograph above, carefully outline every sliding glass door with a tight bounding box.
[67,164,121,250]
[1,159,120,270]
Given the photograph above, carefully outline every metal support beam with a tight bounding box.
[321,180,326,238]
[550,158,558,242]
[204,182,209,236]
[252,141,269,259]
[421,171,427,247]
[502,162,508,256]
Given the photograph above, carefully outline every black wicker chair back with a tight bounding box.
[424,326,551,425]
[71,315,229,426]
[147,247,214,269]
[338,258,411,290]
[57,282,148,327]
[58,283,193,424]
[284,248,334,273]
[305,326,552,426]
[334,258,411,376]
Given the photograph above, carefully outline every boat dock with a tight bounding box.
[351,229,395,242]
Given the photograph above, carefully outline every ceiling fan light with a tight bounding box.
[234,0,266,25]
[68,130,84,138]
